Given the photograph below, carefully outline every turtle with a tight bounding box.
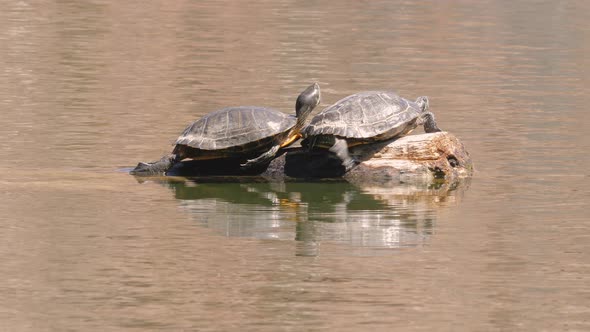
[301,91,441,173]
[130,83,321,175]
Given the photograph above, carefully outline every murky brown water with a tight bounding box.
[1,1,589,331]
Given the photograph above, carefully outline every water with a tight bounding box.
[1,1,589,331]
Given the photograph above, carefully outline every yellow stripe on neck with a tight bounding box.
[280,133,301,148]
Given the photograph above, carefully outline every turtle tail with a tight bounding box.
[129,154,178,176]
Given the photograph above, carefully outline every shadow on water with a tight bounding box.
[140,176,470,256]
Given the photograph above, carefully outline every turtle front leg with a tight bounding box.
[241,144,281,169]
[130,154,179,176]
[329,138,357,173]
[420,112,442,133]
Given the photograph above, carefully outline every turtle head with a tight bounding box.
[415,96,429,112]
[295,82,321,119]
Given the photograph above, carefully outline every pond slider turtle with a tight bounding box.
[302,91,441,172]
[131,83,321,175]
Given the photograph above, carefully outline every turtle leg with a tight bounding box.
[329,138,357,172]
[130,154,179,175]
[420,112,442,133]
[241,144,281,168]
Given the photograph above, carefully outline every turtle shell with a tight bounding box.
[175,106,296,151]
[303,91,422,141]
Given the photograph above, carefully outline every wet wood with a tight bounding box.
[263,132,473,183]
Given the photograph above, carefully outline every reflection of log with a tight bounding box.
[263,132,473,182]
[155,174,470,254]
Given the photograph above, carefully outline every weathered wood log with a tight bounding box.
[161,132,472,183]
[262,132,472,183]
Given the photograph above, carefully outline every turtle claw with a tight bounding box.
[342,158,359,173]
[241,145,281,169]
[240,158,257,168]
[241,156,271,169]
[328,137,358,173]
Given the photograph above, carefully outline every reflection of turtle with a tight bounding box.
[131,83,321,175]
[302,91,441,172]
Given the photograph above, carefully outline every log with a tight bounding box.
[262,132,473,183]
[161,132,472,183]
